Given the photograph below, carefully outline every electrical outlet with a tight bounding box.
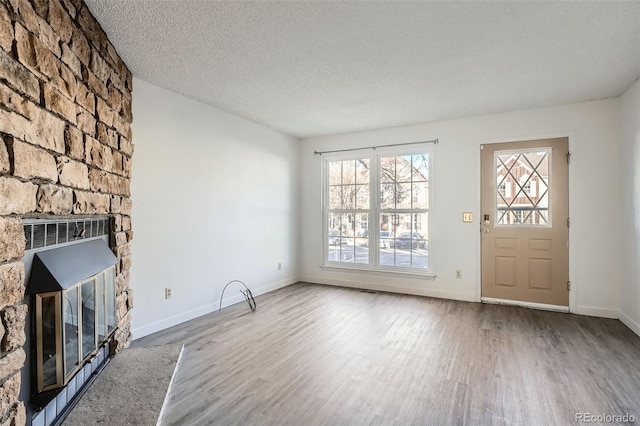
[165,287,172,299]
[278,262,282,270]
[455,270,462,279]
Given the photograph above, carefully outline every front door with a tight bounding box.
[481,138,569,306]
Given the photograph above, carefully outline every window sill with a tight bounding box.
[320,264,437,280]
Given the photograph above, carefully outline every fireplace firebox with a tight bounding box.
[29,240,117,392]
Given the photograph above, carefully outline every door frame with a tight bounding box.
[476,132,574,313]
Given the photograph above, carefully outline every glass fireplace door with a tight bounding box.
[96,273,106,342]
[35,292,62,391]
[29,236,119,393]
[63,286,80,379]
[106,267,116,334]
[34,266,118,390]
[81,279,97,359]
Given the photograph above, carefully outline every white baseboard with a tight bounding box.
[620,311,640,337]
[132,301,217,339]
[573,305,619,319]
[131,277,298,339]
[481,297,569,313]
[299,275,476,303]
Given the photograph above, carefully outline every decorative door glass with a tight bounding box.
[495,148,551,226]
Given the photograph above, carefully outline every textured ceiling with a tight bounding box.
[85,1,640,138]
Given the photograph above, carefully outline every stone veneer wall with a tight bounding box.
[0,0,133,424]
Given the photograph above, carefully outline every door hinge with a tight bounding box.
[567,281,571,290]
[567,218,570,228]
[567,152,571,164]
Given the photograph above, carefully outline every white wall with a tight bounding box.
[620,79,640,335]
[299,99,622,318]
[130,79,299,338]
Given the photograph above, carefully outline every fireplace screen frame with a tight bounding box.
[34,266,117,393]
[34,291,62,392]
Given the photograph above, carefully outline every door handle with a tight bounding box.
[482,214,491,233]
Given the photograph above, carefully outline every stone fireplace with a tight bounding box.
[0,1,133,425]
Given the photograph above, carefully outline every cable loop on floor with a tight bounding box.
[219,280,256,312]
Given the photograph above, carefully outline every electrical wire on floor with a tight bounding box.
[219,280,256,312]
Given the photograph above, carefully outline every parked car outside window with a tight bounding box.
[380,231,392,248]
[394,232,427,250]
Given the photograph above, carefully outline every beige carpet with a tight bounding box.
[63,344,183,426]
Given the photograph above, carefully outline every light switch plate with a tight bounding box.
[463,212,473,223]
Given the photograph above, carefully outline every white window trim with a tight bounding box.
[321,145,434,277]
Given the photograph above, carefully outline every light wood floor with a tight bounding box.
[134,283,640,425]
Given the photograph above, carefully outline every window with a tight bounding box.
[323,149,431,274]
[498,181,507,197]
[326,159,370,264]
[495,148,550,226]
[519,174,537,197]
[497,180,511,198]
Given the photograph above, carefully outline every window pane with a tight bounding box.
[380,214,393,234]
[377,152,430,270]
[354,213,369,265]
[396,213,413,232]
[328,244,343,262]
[329,160,370,211]
[355,213,369,238]
[397,182,412,209]
[326,152,428,272]
[412,181,428,209]
[342,185,356,210]
[379,213,428,269]
[379,157,395,183]
[380,183,395,209]
[327,157,371,264]
[329,186,342,209]
[496,148,550,226]
[329,161,342,184]
[379,228,393,250]
[396,155,412,182]
[327,213,370,265]
[343,160,356,184]
[356,184,369,209]
[356,159,370,184]
[412,154,428,182]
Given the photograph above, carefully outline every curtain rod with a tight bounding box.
[313,138,438,156]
